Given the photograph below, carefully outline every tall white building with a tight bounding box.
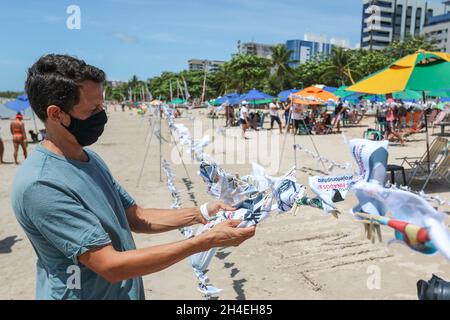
[187,59,225,72]
[236,41,278,59]
[361,0,449,50]
[422,2,450,52]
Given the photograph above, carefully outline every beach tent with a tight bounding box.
[292,86,338,105]
[347,50,450,173]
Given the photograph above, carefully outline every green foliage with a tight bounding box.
[384,35,438,60]
[319,47,362,86]
[104,36,438,101]
[268,45,296,93]
[0,91,23,98]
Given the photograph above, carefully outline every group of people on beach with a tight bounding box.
[223,95,448,145]
[226,98,358,139]
[0,112,28,164]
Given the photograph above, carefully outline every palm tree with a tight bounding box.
[320,47,361,86]
[270,45,296,91]
[128,75,141,101]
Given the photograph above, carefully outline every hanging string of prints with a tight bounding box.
[155,103,450,298]
[293,144,352,172]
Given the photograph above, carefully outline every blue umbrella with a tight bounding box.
[323,86,338,93]
[4,95,39,132]
[216,93,241,105]
[4,95,30,113]
[278,88,298,102]
[240,89,274,104]
[227,94,244,105]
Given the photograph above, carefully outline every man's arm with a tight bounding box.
[125,205,202,234]
[79,219,256,283]
[125,202,236,234]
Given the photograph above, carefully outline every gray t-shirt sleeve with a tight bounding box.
[113,179,136,210]
[23,181,112,264]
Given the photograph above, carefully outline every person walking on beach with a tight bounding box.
[10,112,28,164]
[0,124,4,164]
[333,102,344,133]
[269,99,282,134]
[291,104,303,135]
[283,98,293,133]
[240,102,250,139]
[11,54,256,300]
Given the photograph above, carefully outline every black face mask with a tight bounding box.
[62,110,108,146]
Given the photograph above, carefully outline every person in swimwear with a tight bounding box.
[10,112,28,164]
[0,124,4,164]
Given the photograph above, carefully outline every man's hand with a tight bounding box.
[203,219,256,247]
[198,201,236,224]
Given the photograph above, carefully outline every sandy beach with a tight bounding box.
[0,108,449,300]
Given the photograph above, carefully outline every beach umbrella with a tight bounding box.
[333,86,358,100]
[393,89,423,101]
[239,89,274,106]
[216,93,241,105]
[323,86,338,93]
[4,95,30,113]
[428,90,450,98]
[347,50,450,173]
[248,98,272,105]
[278,89,298,102]
[292,86,338,105]
[168,98,186,105]
[347,51,450,94]
[4,95,39,133]
[150,100,162,106]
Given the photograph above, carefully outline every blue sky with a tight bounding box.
[1,0,368,90]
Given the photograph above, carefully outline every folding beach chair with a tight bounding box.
[415,154,450,190]
[364,128,383,141]
[399,137,448,184]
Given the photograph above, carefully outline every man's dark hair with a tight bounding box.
[25,54,106,121]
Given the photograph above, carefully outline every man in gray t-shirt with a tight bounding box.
[11,54,256,300]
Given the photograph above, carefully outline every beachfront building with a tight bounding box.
[285,34,350,67]
[187,59,225,72]
[423,6,450,52]
[361,0,449,50]
[236,41,277,59]
[109,80,127,88]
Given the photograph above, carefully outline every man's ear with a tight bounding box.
[47,105,67,124]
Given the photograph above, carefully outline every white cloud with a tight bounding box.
[112,32,138,44]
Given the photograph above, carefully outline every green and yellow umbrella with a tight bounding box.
[347,50,450,94]
[347,50,450,174]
